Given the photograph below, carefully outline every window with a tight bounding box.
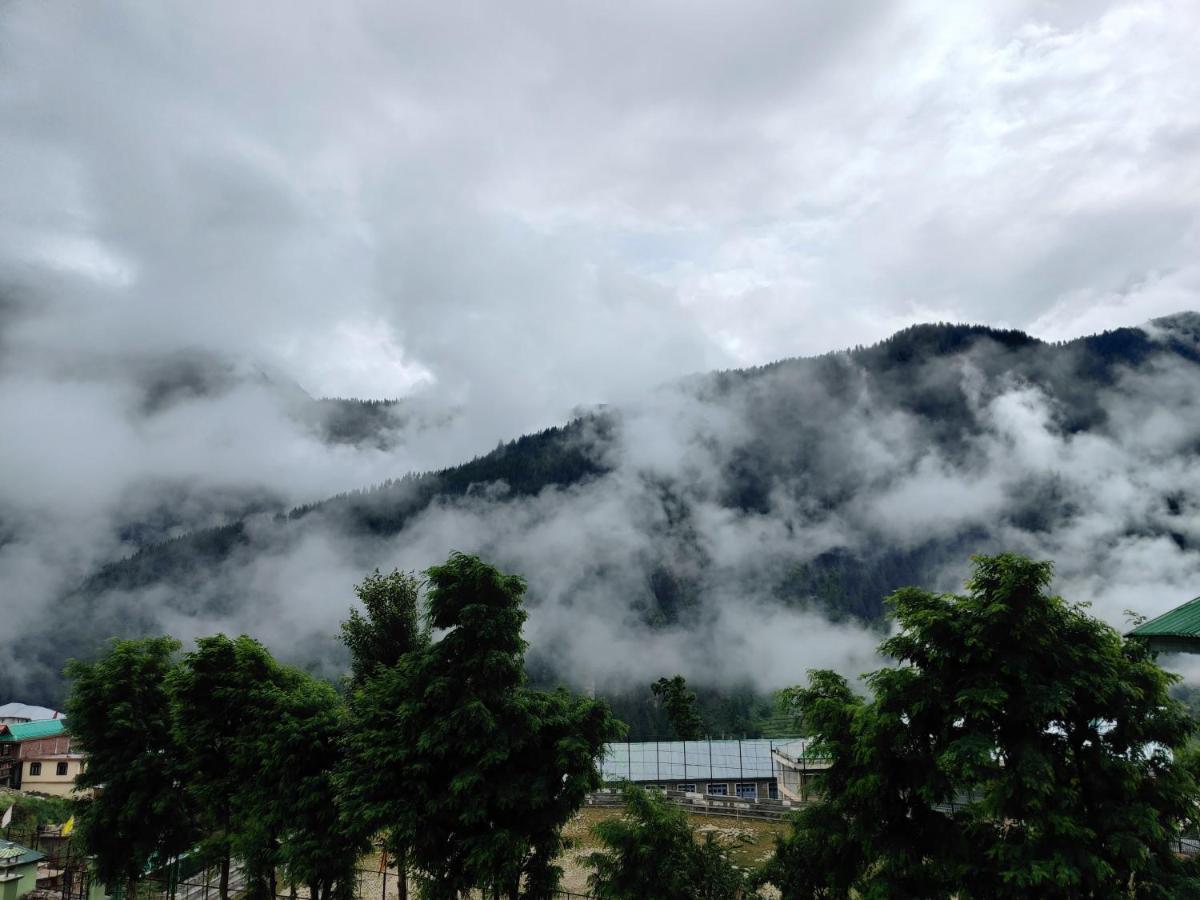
[706,782,728,796]
[735,783,758,799]
[768,783,779,800]
[28,762,41,776]
[0,744,11,757]
[56,762,69,777]
[678,783,696,793]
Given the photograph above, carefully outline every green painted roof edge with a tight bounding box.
[1128,596,1200,638]
[0,718,66,741]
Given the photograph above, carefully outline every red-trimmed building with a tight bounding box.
[0,720,86,797]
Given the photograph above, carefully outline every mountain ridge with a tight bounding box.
[11,314,1200,711]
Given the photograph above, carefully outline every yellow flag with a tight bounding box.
[61,816,74,836]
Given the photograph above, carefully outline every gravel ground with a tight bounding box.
[353,807,789,897]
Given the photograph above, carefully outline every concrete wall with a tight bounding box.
[20,758,84,797]
[0,860,39,900]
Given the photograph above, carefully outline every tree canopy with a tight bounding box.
[651,675,704,741]
[760,553,1200,899]
[585,783,745,900]
[340,552,622,899]
[64,637,196,895]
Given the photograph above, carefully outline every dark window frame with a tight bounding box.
[706,782,728,796]
[735,782,758,799]
[28,761,41,776]
[56,761,69,776]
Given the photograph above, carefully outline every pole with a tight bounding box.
[655,742,660,783]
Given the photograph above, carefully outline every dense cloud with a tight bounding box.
[2,2,1200,699]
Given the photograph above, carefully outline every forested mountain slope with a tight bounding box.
[11,315,1200,711]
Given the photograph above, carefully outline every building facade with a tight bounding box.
[599,738,825,800]
[0,720,86,797]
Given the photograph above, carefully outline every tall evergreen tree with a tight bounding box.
[761,553,1200,899]
[167,635,294,900]
[251,669,365,900]
[651,675,704,740]
[337,568,427,900]
[64,637,196,897]
[340,552,622,899]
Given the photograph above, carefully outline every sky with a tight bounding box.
[3,1,1199,416]
[2,1,1200,696]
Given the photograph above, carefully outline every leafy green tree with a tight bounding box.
[651,675,704,740]
[585,784,747,900]
[64,637,196,897]
[252,669,365,900]
[761,553,1200,899]
[168,635,295,900]
[340,552,622,899]
[338,568,428,900]
[340,568,426,687]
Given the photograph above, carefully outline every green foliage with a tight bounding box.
[651,675,704,740]
[0,789,71,829]
[340,568,427,687]
[63,637,196,892]
[340,552,623,899]
[247,667,365,900]
[168,635,360,900]
[762,553,1200,899]
[585,784,748,900]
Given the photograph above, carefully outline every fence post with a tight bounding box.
[655,742,660,783]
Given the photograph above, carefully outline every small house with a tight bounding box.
[0,839,44,900]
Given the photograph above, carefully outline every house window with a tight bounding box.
[768,783,779,800]
[706,783,728,796]
[57,762,69,776]
[678,783,696,793]
[0,745,10,756]
[735,783,758,799]
[28,762,41,776]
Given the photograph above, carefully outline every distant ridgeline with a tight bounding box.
[22,315,1200,721]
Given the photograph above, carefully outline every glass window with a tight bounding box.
[735,783,758,799]
[678,783,696,793]
[29,762,41,776]
[57,762,69,776]
[706,782,728,796]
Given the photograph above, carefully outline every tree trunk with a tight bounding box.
[396,846,408,900]
[219,854,230,900]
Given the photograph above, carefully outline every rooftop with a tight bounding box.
[0,719,67,742]
[600,738,815,783]
[0,839,44,868]
[0,704,60,722]
[1129,597,1200,639]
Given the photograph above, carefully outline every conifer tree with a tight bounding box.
[341,552,622,899]
[651,675,704,740]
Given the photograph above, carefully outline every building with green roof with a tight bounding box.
[0,838,44,900]
[0,720,66,743]
[0,719,71,793]
[1127,596,1200,654]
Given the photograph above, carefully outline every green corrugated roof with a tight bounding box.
[0,718,66,742]
[1129,597,1200,638]
[0,839,44,867]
